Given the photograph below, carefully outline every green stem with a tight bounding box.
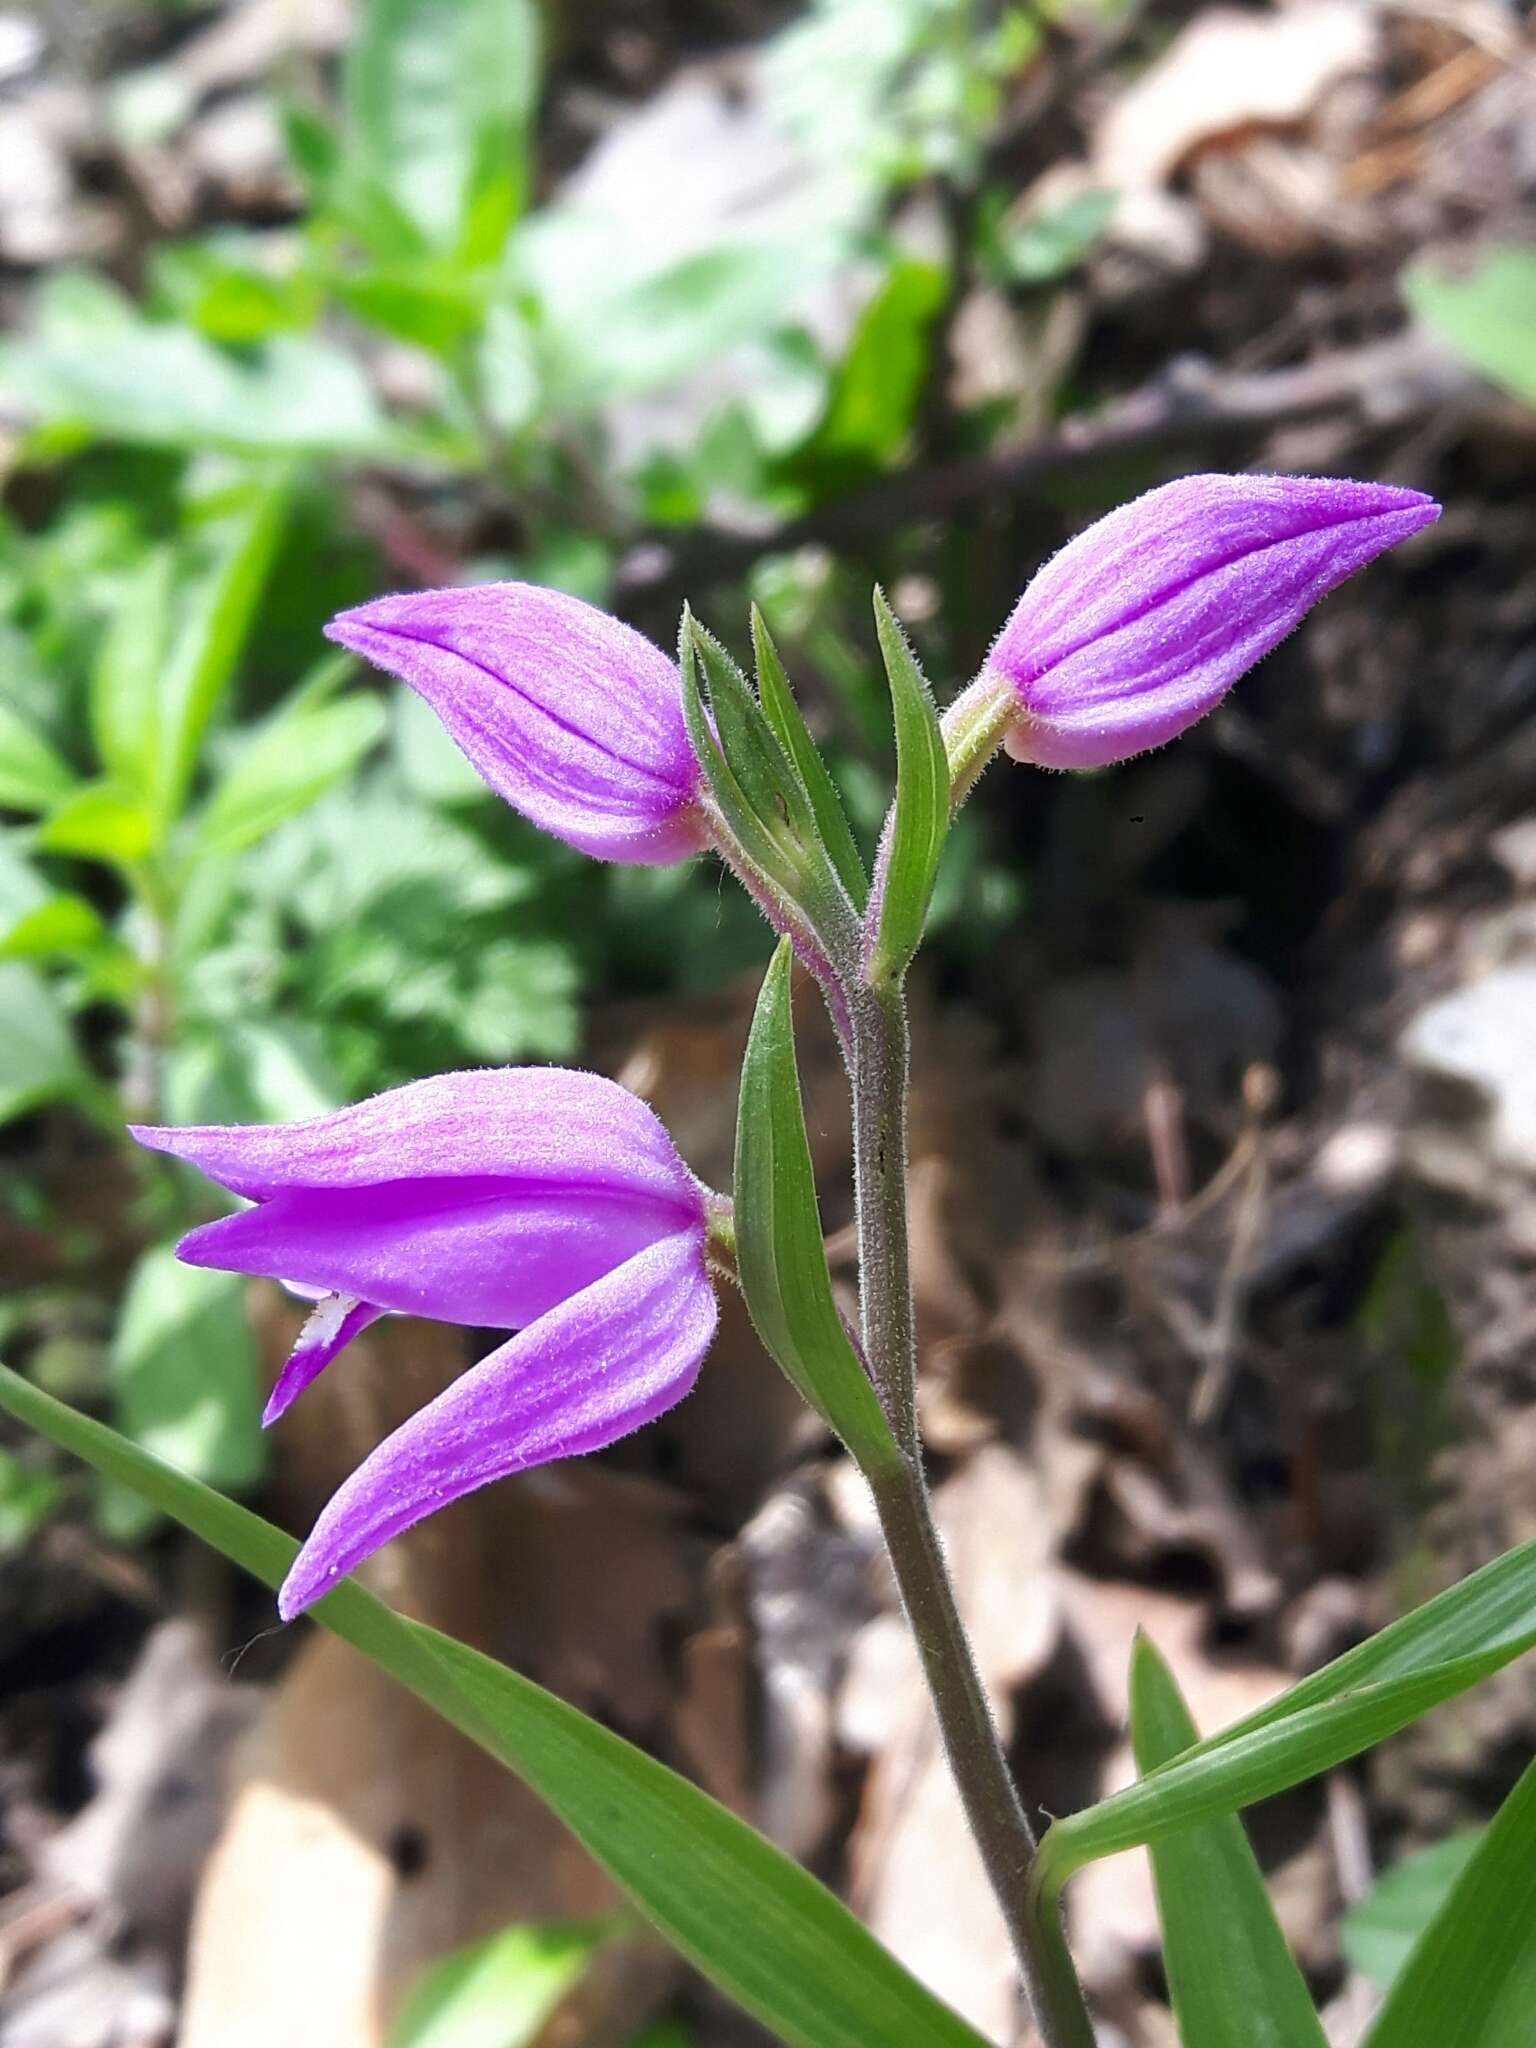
[849,984,919,1455]
[940,672,1016,815]
[849,980,1096,2048]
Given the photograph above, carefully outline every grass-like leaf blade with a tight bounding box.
[1129,1634,1327,2048]
[1362,1754,1536,2047]
[1039,1540,1536,1886]
[0,1363,984,2048]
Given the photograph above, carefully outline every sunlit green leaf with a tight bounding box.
[196,694,388,856]
[0,894,106,962]
[36,783,156,866]
[0,698,76,813]
[344,0,540,252]
[390,1919,614,2048]
[0,1364,991,2048]
[0,320,404,458]
[156,478,291,825]
[789,258,946,483]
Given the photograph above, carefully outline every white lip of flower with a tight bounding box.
[297,1291,364,1346]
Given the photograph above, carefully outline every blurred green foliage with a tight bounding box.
[0,0,1086,1536]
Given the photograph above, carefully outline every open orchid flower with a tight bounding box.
[326,582,708,864]
[952,472,1439,772]
[131,1069,719,1619]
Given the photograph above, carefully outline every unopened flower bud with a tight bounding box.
[983,473,1438,771]
[327,583,706,863]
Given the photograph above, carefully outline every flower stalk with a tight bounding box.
[848,973,1097,2047]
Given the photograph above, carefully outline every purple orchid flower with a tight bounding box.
[979,472,1439,770]
[131,1069,718,1619]
[326,583,707,864]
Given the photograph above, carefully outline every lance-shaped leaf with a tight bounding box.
[1129,1634,1328,2048]
[866,591,948,987]
[735,941,900,1473]
[1361,1755,1536,2048]
[1036,1541,1536,1893]
[750,608,868,911]
[0,1363,986,2048]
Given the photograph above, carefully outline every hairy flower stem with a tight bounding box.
[850,982,1095,2048]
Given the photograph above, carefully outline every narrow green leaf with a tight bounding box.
[751,608,867,910]
[789,259,947,483]
[0,893,106,962]
[868,591,948,986]
[389,1919,614,2048]
[1363,1757,1536,2048]
[1040,1541,1536,1887]
[736,940,900,1471]
[0,699,75,813]
[1129,1635,1327,2048]
[90,545,174,797]
[36,782,156,866]
[0,1364,988,2048]
[196,695,388,856]
[1342,1833,1483,1990]
[157,479,290,824]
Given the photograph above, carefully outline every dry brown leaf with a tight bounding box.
[1094,3,1381,191]
[180,1631,616,2048]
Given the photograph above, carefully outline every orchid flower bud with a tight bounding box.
[132,1068,720,1618]
[964,472,1439,773]
[326,583,707,864]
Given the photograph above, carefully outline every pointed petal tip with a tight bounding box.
[275,1559,330,1623]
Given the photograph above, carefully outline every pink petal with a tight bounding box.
[278,1230,716,1618]
[129,1065,704,1208]
[264,1296,385,1425]
[176,1177,693,1331]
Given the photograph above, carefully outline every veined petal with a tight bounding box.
[326,584,705,865]
[129,1066,703,1207]
[278,1230,717,1619]
[177,1178,692,1330]
[992,473,1438,769]
[265,1295,384,1426]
